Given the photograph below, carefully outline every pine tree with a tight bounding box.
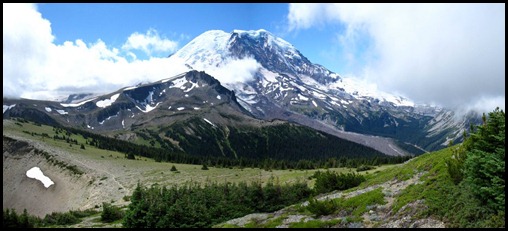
[201,164,209,170]
[463,107,505,212]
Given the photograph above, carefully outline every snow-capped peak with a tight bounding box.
[171,30,231,67]
[232,29,296,53]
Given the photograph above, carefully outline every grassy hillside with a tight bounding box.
[3,108,504,228]
[213,144,503,228]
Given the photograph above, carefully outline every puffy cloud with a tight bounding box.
[122,28,178,56]
[287,3,505,113]
[187,57,261,85]
[3,3,188,101]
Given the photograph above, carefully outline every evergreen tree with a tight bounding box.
[463,107,505,212]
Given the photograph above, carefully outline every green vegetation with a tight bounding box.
[338,187,386,217]
[306,198,339,217]
[5,117,411,171]
[3,107,503,228]
[441,107,505,227]
[164,117,406,167]
[2,208,98,228]
[123,179,312,228]
[356,165,375,172]
[304,187,385,219]
[101,203,124,223]
[312,170,366,194]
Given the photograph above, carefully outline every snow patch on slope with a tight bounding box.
[26,167,54,188]
[96,93,120,108]
[3,104,16,114]
[60,97,97,107]
[56,109,68,115]
[203,118,216,127]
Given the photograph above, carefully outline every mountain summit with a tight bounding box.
[169,29,480,153]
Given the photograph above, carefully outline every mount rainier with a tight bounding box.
[166,29,480,154]
[3,29,480,156]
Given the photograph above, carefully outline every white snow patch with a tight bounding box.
[311,91,327,99]
[3,104,16,113]
[168,106,172,110]
[312,100,318,107]
[329,76,414,107]
[290,81,307,92]
[177,107,185,111]
[170,77,188,89]
[122,120,125,128]
[26,167,54,188]
[183,81,199,92]
[96,93,120,108]
[184,94,189,97]
[56,109,68,115]
[242,95,258,104]
[298,94,309,101]
[193,107,200,110]
[124,86,138,91]
[137,102,161,113]
[259,69,279,88]
[203,118,216,127]
[60,97,97,107]
[216,95,221,100]
[45,107,52,112]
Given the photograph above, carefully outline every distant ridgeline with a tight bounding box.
[9,117,411,170]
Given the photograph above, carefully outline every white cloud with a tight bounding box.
[287,3,505,113]
[122,28,178,56]
[186,57,261,84]
[3,3,189,101]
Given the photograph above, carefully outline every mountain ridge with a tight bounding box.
[167,29,481,153]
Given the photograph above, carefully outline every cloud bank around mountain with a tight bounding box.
[288,3,505,113]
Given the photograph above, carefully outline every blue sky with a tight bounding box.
[3,3,505,113]
[37,3,351,73]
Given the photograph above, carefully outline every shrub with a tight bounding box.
[356,165,374,172]
[101,202,123,223]
[312,170,365,194]
[306,198,338,217]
